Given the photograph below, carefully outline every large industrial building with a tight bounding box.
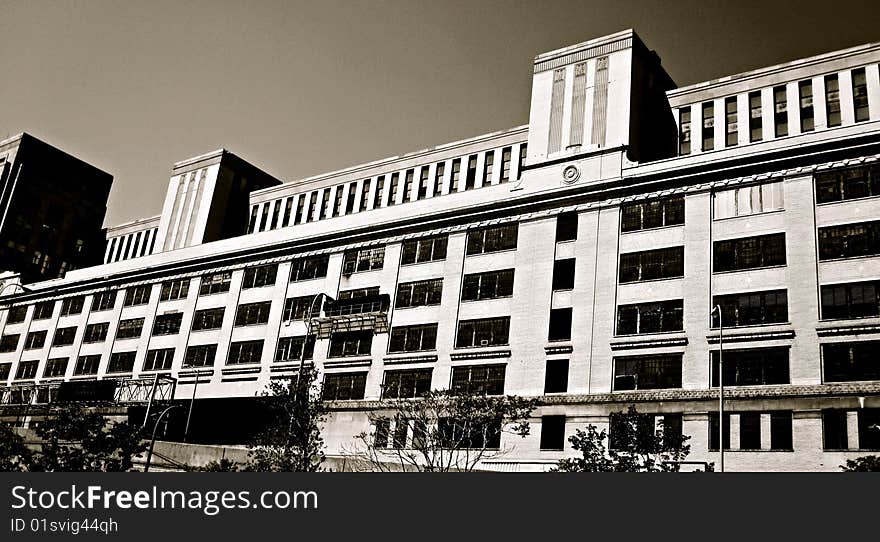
[1,30,880,471]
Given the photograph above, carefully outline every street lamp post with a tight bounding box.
[712,304,724,473]
[144,404,180,472]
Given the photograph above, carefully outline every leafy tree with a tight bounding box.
[0,423,32,472]
[189,458,241,472]
[31,406,146,472]
[554,405,691,472]
[841,455,880,472]
[246,367,327,472]
[350,389,537,472]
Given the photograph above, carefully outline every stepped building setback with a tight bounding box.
[2,29,880,470]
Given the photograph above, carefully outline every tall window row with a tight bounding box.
[247,144,527,235]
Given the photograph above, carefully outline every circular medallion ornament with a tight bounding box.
[562,165,580,184]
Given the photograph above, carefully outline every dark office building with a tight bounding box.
[0,133,112,282]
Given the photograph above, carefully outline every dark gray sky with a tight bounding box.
[2,0,878,226]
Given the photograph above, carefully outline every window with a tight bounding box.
[60,296,85,317]
[248,205,258,233]
[323,372,367,400]
[400,235,448,265]
[373,176,385,208]
[711,347,790,386]
[858,409,880,449]
[815,164,880,203]
[319,188,330,219]
[552,259,576,290]
[713,182,784,219]
[611,412,683,451]
[283,295,320,321]
[799,80,814,132]
[342,246,385,274]
[115,318,144,340]
[540,416,566,451]
[821,280,880,319]
[450,364,505,395]
[108,351,136,373]
[618,247,684,283]
[15,360,39,380]
[465,155,478,190]
[499,148,512,183]
[382,368,432,399]
[822,409,848,449]
[143,348,174,371]
[482,152,494,187]
[242,264,278,289]
[283,196,294,226]
[152,312,183,335]
[621,196,685,232]
[259,203,270,231]
[191,307,225,331]
[52,326,77,347]
[33,300,54,320]
[0,334,19,353]
[328,330,373,358]
[748,91,762,142]
[227,340,263,365]
[0,363,10,381]
[402,169,414,203]
[184,344,217,368]
[24,330,46,350]
[374,419,390,448]
[91,291,117,312]
[433,163,445,196]
[450,159,461,192]
[456,317,510,348]
[337,287,380,300]
[387,173,399,206]
[307,191,318,222]
[725,96,738,146]
[6,306,27,324]
[701,101,714,151]
[332,185,344,216]
[159,279,190,301]
[438,417,501,449]
[395,279,442,308]
[678,107,691,155]
[517,144,527,180]
[825,74,841,127]
[852,68,869,122]
[616,300,683,335]
[739,412,761,450]
[466,223,518,255]
[556,212,578,242]
[73,355,100,376]
[234,302,272,326]
[544,359,569,393]
[275,335,316,362]
[359,179,371,211]
[712,290,788,327]
[613,354,682,390]
[83,322,109,343]
[199,272,232,296]
[773,85,788,137]
[818,220,880,260]
[41,357,67,378]
[822,341,880,382]
[289,255,329,282]
[417,167,429,200]
[461,269,514,301]
[713,233,786,272]
[389,323,437,353]
[769,413,793,449]
[295,194,306,224]
[548,307,572,341]
[123,285,151,307]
